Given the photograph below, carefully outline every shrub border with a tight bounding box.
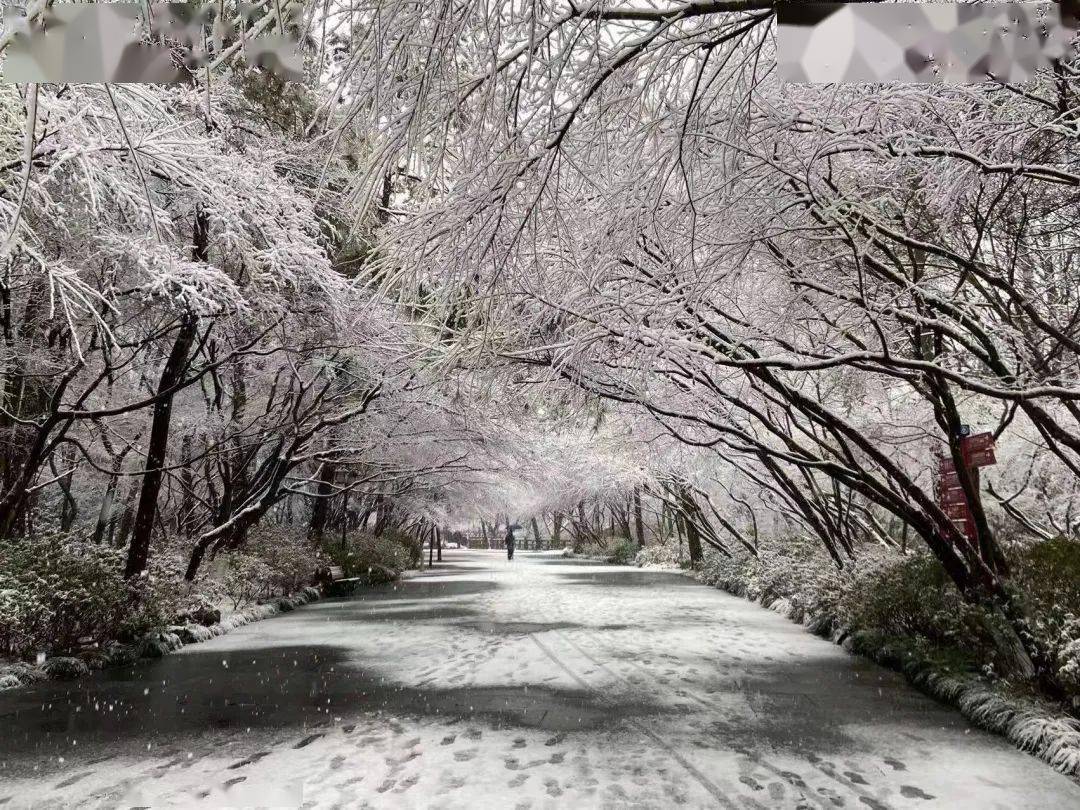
[0,586,323,693]
[695,569,1080,780]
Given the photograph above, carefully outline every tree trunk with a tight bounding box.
[677,487,704,565]
[92,475,119,545]
[308,461,337,542]
[552,512,562,548]
[574,501,587,553]
[177,433,197,538]
[531,516,541,550]
[633,487,645,548]
[125,312,197,578]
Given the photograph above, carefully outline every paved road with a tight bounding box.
[1,550,1077,809]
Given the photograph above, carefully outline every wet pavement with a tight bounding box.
[0,549,1076,808]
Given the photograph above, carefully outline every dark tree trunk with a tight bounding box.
[574,501,587,553]
[531,516,541,550]
[633,487,645,547]
[676,487,704,565]
[126,210,208,577]
[125,313,197,578]
[177,433,197,538]
[308,461,337,542]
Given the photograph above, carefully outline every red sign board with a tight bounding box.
[938,470,961,488]
[943,503,970,519]
[933,433,998,542]
[960,432,996,468]
[939,487,968,506]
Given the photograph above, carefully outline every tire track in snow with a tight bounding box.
[529,631,742,809]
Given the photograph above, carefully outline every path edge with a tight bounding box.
[0,585,323,693]
[690,567,1080,780]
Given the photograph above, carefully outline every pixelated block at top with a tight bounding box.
[1,2,303,83]
[777,1,1079,84]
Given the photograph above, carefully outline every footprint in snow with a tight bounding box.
[739,775,765,791]
[227,752,270,770]
[294,733,325,749]
[453,748,478,762]
[441,734,457,745]
[393,774,419,793]
[54,771,93,789]
[780,771,808,789]
[508,774,529,788]
[544,777,563,797]
[899,786,935,800]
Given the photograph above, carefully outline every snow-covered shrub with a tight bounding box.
[0,661,46,689]
[635,538,681,568]
[222,553,275,609]
[324,530,414,584]
[42,656,90,680]
[246,527,327,595]
[175,594,222,627]
[1009,537,1080,693]
[219,528,327,609]
[0,533,186,658]
[610,538,638,565]
[699,535,847,623]
[838,552,989,652]
[175,624,214,645]
[138,630,183,659]
[0,534,137,655]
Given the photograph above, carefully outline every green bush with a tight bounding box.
[610,538,638,565]
[1009,537,1080,693]
[838,553,990,654]
[221,528,328,609]
[634,539,681,568]
[323,530,414,583]
[700,535,846,622]
[0,533,181,657]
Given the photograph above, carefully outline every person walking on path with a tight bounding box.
[505,526,516,560]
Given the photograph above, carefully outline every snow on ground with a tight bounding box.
[0,549,1077,809]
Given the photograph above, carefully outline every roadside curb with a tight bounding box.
[0,586,323,693]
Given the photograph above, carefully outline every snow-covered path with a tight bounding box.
[1,550,1077,809]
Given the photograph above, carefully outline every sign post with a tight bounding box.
[935,431,997,542]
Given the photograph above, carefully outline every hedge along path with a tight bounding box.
[0,586,323,693]
[710,579,1080,780]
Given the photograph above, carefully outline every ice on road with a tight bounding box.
[1,550,1077,809]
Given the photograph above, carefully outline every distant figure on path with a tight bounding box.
[505,527,515,560]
